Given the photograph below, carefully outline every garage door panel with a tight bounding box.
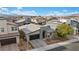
[0,38,16,46]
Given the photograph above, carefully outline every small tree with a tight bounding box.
[19,30,25,40]
[18,30,25,46]
[54,23,74,40]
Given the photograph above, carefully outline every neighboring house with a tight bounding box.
[32,17,46,25]
[15,16,31,26]
[0,17,19,47]
[65,18,79,35]
[56,18,79,35]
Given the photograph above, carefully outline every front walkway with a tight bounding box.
[30,39,47,48]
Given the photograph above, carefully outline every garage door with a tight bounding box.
[0,38,16,46]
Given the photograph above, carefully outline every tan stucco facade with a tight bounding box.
[0,19,19,47]
[0,20,18,35]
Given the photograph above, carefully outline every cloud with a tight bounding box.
[46,10,79,16]
[0,8,79,16]
[0,7,9,12]
[0,7,37,16]
[17,7,23,10]
[10,10,37,16]
[62,10,68,12]
[46,11,64,16]
[10,7,37,15]
[0,7,9,14]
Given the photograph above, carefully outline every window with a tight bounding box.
[0,28,4,32]
[11,27,17,31]
[29,34,40,40]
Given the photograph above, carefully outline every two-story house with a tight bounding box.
[0,17,19,47]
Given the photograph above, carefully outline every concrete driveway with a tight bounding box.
[0,44,19,51]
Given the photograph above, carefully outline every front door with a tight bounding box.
[42,30,46,38]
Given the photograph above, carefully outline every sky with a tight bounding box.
[0,7,79,16]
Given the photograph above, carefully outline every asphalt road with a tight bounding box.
[64,41,79,51]
[48,41,79,51]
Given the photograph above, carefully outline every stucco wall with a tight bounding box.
[0,20,8,35]
[0,20,18,35]
[7,24,18,33]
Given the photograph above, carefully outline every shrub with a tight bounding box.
[55,23,74,40]
[18,30,26,46]
[19,30,25,39]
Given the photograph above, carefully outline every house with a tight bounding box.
[0,17,19,47]
[15,16,31,26]
[31,16,46,25]
[58,17,79,35]
[18,23,53,48]
[17,17,61,49]
[18,16,60,41]
[59,18,79,35]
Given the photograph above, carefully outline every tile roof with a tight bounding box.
[20,24,41,34]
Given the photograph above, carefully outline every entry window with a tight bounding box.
[30,34,40,40]
[11,27,17,31]
[0,28,4,32]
